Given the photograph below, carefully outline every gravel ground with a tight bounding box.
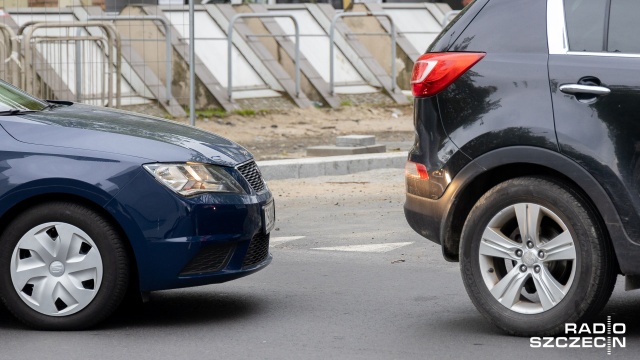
[172,104,415,160]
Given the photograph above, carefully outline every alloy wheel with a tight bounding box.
[478,203,576,314]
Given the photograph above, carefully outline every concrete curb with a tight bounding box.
[257,152,408,180]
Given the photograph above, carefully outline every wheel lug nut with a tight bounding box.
[519,265,528,272]
[527,241,534,249]
[515,249,523,257]
[534,265,541,273]
[538,250,545,259]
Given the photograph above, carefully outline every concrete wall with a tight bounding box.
[234,4,326,105]
[119,5,221,109]
[105,0,156,13]
[343,3,413,91]
[2,0,29,7]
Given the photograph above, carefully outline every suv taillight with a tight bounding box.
[405,161,429,180]
[411,52,485,97]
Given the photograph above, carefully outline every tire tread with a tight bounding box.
[0,201,129,330]
[460,176,616,336]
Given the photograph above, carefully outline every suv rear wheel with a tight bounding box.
[460,177,617,336]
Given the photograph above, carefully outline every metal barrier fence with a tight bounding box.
[19,21,122,108]
[0,24,19,86]
[227,13,301,103]
[1,4,453,119]
[34,35,109,105]
[86,15,173,105]
[329,12,397,96]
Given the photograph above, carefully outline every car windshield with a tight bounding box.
[0,80,48,113]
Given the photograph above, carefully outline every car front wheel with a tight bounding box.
[0,202,129,330]
[460,177,617,336]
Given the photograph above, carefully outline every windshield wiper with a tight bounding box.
[43,101,62,110]
[0,109,38,116]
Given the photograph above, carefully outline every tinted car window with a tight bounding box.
[608,0,640,53]
[565,0,607,52]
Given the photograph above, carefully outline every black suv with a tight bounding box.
[404,0,640,336]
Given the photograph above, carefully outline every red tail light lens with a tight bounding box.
[411,52,485,97]
[405,161,429,180]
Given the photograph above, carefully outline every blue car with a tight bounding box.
[0,80,274,330]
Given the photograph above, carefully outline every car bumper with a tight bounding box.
[140,230,273,291]
[404,192,445,246]
[109,167,274,292]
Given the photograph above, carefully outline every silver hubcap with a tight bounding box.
[479,203,577,314]
[10,222,103,316]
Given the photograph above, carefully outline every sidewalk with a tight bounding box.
[257,151,408,180]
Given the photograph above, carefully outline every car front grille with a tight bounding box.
[236,160,266,193]
[242,232,270,268]
[180,244,232,276]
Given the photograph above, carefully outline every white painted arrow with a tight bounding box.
[270,236,306,247]
[312,242,413,253]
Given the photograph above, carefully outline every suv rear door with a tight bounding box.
[548,0,640,242]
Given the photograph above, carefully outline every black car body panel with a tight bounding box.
[405,0,640,276]
[407,146,640,275]
[427,0,490,53]
[438,0,557,172]
[549,55,640,243]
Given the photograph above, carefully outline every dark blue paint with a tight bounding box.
[0,103,272,292]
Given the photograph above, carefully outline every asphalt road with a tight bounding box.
[0,169,638,359]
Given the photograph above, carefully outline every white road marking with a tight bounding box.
[270,236,306,247]
[312,242,414,253]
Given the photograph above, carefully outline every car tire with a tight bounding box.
[0,201,129,330]
[460,177,617,336]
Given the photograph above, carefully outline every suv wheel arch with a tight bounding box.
[441,146,636,275]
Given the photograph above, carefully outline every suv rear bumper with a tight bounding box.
[404,193,444,246]
[405,146,640,275]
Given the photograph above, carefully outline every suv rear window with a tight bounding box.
[608,0,640,53]
[565,0,607,52]
[565,0,640,54]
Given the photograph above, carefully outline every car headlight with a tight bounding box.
[143,163,244,196]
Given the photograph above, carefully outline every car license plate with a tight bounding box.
[263,200,275,234]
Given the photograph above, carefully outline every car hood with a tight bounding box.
[0,104,252,166]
